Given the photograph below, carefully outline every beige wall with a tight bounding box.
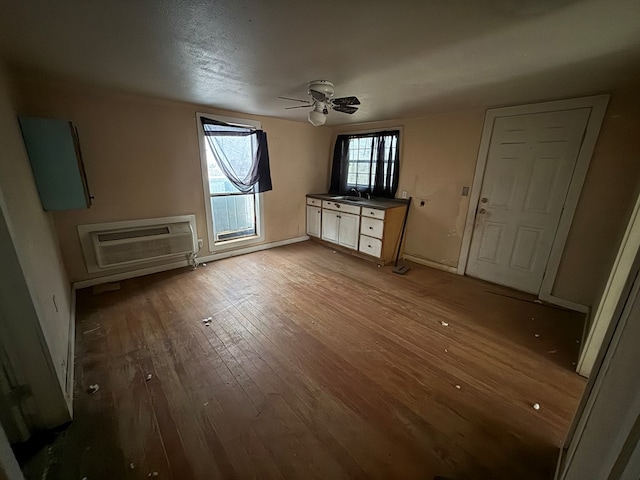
[553,88,640,305]
[13,76,331,282]
[332,88,640,308]
[0,65,72,431]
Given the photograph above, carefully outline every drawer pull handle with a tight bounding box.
[369,226,373,229]
[368,244,372,247]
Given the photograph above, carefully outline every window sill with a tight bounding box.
[208,234,263,253]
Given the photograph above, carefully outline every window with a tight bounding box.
[330,130,400,198]
[198,114,264,250]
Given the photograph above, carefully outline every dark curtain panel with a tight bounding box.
[201,118,272,193]
[329,130,400,198]
[329,135,350,193]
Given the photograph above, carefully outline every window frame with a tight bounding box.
[196,112,264,252]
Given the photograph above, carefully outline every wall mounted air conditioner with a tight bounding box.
[78,215,197,273]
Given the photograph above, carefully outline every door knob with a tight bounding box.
[479,208,486,214]
[481,197,488,203]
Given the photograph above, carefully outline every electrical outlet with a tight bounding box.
[401,191,407,199]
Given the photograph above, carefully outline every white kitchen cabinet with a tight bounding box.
[359,235,383,258]
[338,212,360,250]
[307,195,407,265]
[321,209,340,243]
[306,205,321,237]
[321,206,360,250]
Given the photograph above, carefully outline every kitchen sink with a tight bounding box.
[331,196,365,202]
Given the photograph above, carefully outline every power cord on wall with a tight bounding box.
[187,225,203,269]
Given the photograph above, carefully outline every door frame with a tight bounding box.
[457,95,609,312]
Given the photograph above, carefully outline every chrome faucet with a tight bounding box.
[350,187,362,198]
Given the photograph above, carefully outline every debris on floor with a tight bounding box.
[204,402,209,407]
[534,333,540,338]
[129,463,136,470]
[202,263,207,267]
[440,321,449,327]
[88,384,99,394]
[455,384,461,390]
[202,316,213,327]
[145,374,153,381]
[444,349,448,353]
[533,403,541,410]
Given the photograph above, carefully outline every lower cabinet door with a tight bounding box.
[338,212,360,250]
[359,235,382,258]
[306,205,321,237]
[321,209,340,244]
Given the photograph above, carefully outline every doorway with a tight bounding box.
[458,96,609,310]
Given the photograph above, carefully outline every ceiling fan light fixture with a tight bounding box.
[308,107,327,126]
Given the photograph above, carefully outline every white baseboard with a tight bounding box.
[198,235,309,264]
[72,236,310,290]
[539,292,590,314]
[403,254,458,273]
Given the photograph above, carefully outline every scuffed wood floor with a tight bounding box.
[23,241,586,479]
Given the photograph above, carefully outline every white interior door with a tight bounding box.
[466,108,590,293]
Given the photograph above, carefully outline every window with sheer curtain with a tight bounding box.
[198,115,272,249]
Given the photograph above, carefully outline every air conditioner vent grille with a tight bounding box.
[97,226,170,242]
[97,235,194,267]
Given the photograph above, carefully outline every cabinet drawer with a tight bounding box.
[361,216,384,239]
[361,207,385,220]
[322,200,361,215]
[306,197,322,207]
[359,235,382,258]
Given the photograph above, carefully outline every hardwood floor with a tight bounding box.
[22,241,586,479]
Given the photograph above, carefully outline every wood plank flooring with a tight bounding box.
[23,241,586,479]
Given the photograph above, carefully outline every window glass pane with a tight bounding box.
[345,133,397,191]
[210,194,256,242]
[205,143,244,194]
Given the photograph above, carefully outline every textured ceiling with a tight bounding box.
[1,0,639,124]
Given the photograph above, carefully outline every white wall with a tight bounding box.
[0,63,72,435]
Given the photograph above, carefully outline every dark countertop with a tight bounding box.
[307,193,409,210]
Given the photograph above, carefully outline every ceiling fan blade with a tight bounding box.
[332,96,361,106]
[309,90,327,103]
[278,96,311,103]
[285,104,313,109]
[332,105,358,114]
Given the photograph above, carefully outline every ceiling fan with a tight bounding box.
[279,80,360,126]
